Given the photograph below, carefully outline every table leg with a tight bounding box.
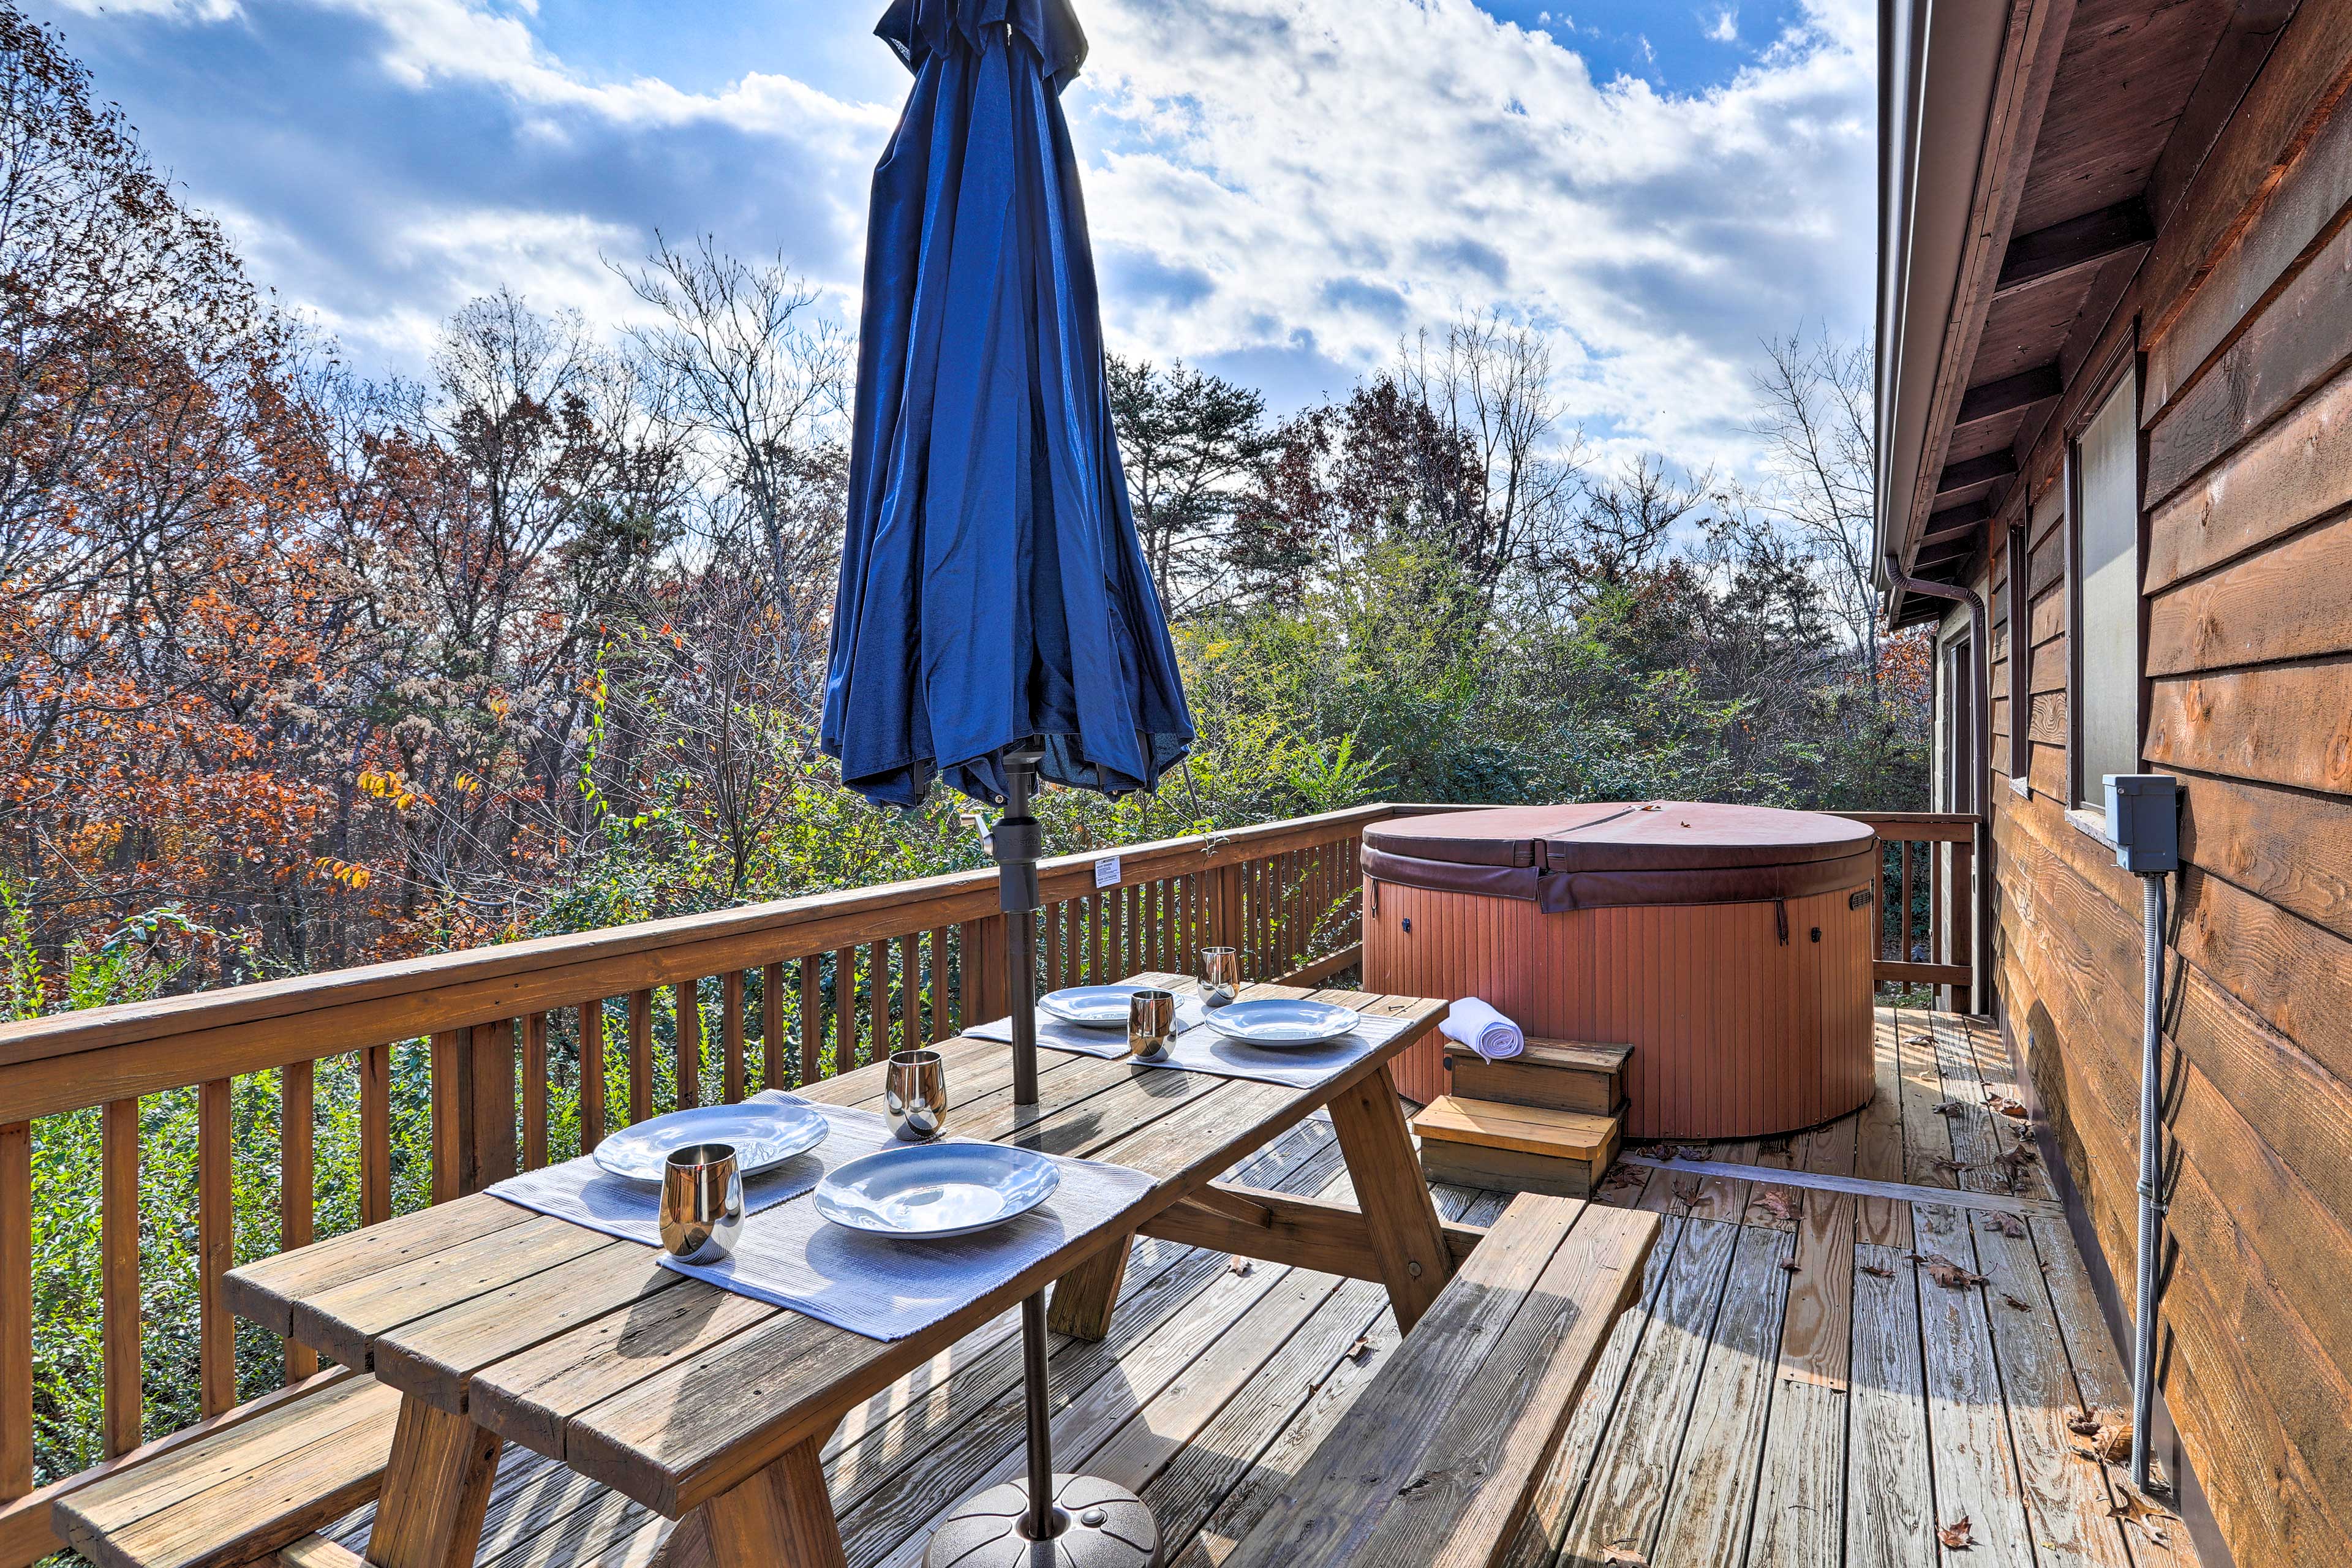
[1327,1062,1453,1332]
[364,1395,502,1568]
[1045,1229,1133,1341]
[666,1435,846,1568]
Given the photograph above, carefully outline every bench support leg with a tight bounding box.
[666,1434,847,1568]
[1328,1063,1453,1333]
[1046,1231,1133,1341]
[364,1397,500,1568]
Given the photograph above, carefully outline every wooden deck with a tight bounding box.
[304,1008,2198,1568]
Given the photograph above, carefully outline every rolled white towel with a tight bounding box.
[1439,997,1525,1062]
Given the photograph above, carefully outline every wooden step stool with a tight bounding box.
[1414,1095,1623,1199]
[1443,1037,1630,1114]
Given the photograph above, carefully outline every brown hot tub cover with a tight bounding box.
[1361,802,1876,911]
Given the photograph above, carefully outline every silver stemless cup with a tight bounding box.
[887,1048,948,1141]
[1201,946,1240,1008]
[659,1142,744,1265]
[1128,987,1178,1060]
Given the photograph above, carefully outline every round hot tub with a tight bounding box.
[1362,802,1877,1140]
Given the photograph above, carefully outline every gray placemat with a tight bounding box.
[657,1148,1158,1341]
[1129,1009,1419,1090]
[486,1097,898,1246]
[968,996,1207,1060]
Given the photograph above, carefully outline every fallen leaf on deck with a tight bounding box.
[1752,1189,1798,1222]
[1937,1514,1973,1549]
[1343,1335,1374,1364]
[1915,1253,1990,1289]
[1779,1258,1801,1273]
[1993,1145,2039,1187]
[2002,1292,2032,1311]
[1227,1257,1254,1275]
[1672,1178,1703,1212]
[1934,1158,1976,1178]
[1982,1215,2027,1238]
[2067,1410,2105,1436]
[1602,1547,1649,1567]
[2108,1486,2174,1544]
[1671,1144,1712,1162]
[2092,1421,2132,1464]
[1860,1261,1894,1278]
[1988,1095,2027,1118]
[1933,1100,1966,1117]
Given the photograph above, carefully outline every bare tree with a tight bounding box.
[616,235,850,697]
[1751,329,1879,680]
[1394,310,1585,593]
[1566,452,1716,585]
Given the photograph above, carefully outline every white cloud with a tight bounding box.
[1708,8,1740,44]
[1071,0,1874,469]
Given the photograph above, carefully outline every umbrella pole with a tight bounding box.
[927,749,1159,1567]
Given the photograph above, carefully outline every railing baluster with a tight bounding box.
[578,1003,606,1153]
[430,1030,462,1204]
[799,956,821,1084]
[628,990,654,1124]
[926,929,949,1044]
[722,971,746,1103]
[1044,901,1063,992]
[198,1076,234,1417]
[1,1119,29,1503]
[279,1065,315,1382]
[835,946,859,1074]
[676,981,702,1110]
[1873,839,1888,970]
[104,1096,144,1444]
[898,936,919,1059]
[1899,841,1916,966]
[867,939,890,1063]
[957,921,985,1022]
[521,1014,548,1170]
[361,1044,391,1227]
[761,963,785,1092]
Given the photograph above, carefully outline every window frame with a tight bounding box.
[2064,334,2147,815]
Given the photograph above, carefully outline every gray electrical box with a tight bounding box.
[2104,774,2180,874]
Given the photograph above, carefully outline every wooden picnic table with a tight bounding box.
[224,977,1454,1568]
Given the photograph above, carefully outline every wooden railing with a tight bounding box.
[1838,811,1979,1000]
[0,805,1375,1563]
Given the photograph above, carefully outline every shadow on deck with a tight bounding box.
[312,1009,2194,1568]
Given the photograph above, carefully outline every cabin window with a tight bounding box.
[1940,630,1977,813]
[2070,371,2141,810]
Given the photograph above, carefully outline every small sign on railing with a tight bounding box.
[1095,854,1121,889]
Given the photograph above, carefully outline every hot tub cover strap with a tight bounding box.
[1362,843,1875,911]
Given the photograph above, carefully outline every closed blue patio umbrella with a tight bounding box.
[823,2,1189,1562]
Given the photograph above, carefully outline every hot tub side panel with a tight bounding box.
[1365,879,1875,1139]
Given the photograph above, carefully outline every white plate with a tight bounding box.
[815,1143,1061,1239]
[591,1100,830,1183]
[1201,998,1363,1049]
[1036,984,1150,1029]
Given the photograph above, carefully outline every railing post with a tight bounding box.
[1,1119,31,1503]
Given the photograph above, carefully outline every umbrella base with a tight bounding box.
[922,1475,1159,1567]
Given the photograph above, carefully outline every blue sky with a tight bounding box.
[30,0,1874,471]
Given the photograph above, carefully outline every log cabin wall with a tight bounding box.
[1968,10,2352,1564]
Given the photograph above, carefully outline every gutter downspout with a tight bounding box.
[1886,561,1990,1009]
